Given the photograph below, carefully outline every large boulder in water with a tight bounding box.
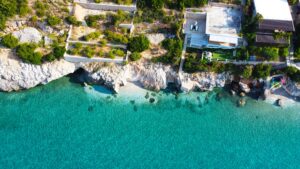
[239,82,251,93]
[12,27,42,44]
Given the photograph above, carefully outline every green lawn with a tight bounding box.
[212,51,233,60]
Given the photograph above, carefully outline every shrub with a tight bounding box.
[241,65,253,79]
[85,15,106,27]
[53,46,66,59]
[128,35,150,52]
[104,30,128,44]
[34,1,47,17]
[112,49,125,56]
[279,47,289,57]
[47,16,62,26]
[253,64,272,79]
[1,34,19,48]
[83,31,101,41]
[109,10,131,25]
[65,16,81,26]
[99,39,107,46]
[285,66,300,82]
[108,51,116,59]
[158,38,182,65]
[18,0,30,16]
[236,47,249,60]
[129,52,142,61]
[81,46,95,58]
[257,47,279,61]
[16,43,42,65]
[44,53,56,62]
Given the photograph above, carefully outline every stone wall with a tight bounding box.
[77,2,136,12]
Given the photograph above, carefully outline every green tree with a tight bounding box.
[128,35,150,52]
[53,46,66,59]
[241,65,253,79]
[47,16,61,26]
[253,64,272,79]
[1,34,19,48]
[285,66,300,82]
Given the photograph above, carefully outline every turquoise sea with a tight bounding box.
[1,77,300,169]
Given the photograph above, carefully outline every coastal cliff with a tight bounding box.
[0,50,232,93]
[81,61,232,93]
[0,49,76,92]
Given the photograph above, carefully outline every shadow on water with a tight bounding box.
[68,68,86,84]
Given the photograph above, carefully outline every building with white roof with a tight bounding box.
[183,5,242,49]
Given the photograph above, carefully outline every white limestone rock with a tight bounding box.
[0,49,76,92]
[12,27,42,44]
[239,82,251,93]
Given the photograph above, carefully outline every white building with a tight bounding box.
[183,5,242,49]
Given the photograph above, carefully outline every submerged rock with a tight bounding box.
[149,98,155,103]
[238,98,246,107]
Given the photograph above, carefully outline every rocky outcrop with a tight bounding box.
[81,61,231,93]
[82,62,179,93]
[239,82,251,93]
[0,49,232,93]
[0,49,76,92]
[12,27,43,44]
[180,72,232,92]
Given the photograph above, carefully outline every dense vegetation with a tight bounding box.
[284,66,300,82]
[137,0,208,10]
[16,43,66,64]
[104,30,128,44]
[16,44,43,65]
[1,34,19,48]
[153,38,183,66]
[129,52,142,61]
[47,15,62,26]
[85,15,106,27]
[65,16,81,26]
[294,24,300,58]
[128,35,150,52]
[44,46,66,62]
[83,31,101,41]
[34,0,48,17]
[0,0,29,29]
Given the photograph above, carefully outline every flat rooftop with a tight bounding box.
[254,0,292,21]
[206,6,241,37]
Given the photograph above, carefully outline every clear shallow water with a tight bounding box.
[1,77,300,169]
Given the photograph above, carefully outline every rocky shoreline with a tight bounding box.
[0,49,233,93]
[0,49,297,107]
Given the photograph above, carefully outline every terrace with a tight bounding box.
[65,1,137,63]
[183,5,243,49]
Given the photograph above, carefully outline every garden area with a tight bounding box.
[0,0,69,64]
[67,43,126,59]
